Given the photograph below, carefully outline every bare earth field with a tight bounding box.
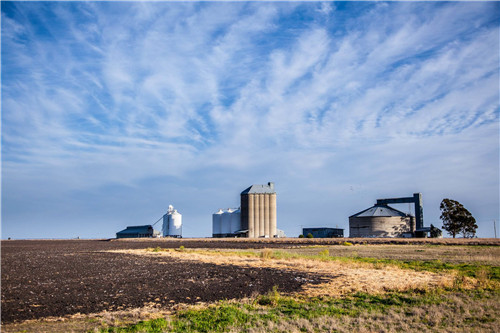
[1,240,326,323]
[1,238,499,332]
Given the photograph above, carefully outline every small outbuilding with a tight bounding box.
[116,225,155,239]
[302,227,344,238]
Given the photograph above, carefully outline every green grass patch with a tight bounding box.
[99,318,169,333]
[100,288,499,332]
[172,303,250,332]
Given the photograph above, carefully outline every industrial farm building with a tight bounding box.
[349,204,415,238]
[212,208,242,237]
[213,182,277,238]
[162,205,182,238]
[349,193,428,238]
[116,225,156,238]
[302,227,344,238]
[240,182,277,238]
[115,205,182,239]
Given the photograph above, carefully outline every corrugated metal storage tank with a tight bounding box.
[240,182,277,238]
[230,208,241,234]
[221,209,233,236]
[163,205,182,237]
[212,209,223,237]
[349,204,415,238]
[213,208,241,237]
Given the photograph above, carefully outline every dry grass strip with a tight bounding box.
[1,306,170,333]
[108,249,456,297]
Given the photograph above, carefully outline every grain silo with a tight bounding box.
[212,209,223,237]
[240,182,277,238]
[230,208,241,234]
[212,208,241,238]
[221,209,233,236]
[349,204,414,238]
[163,205,182,238]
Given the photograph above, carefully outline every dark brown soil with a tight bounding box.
[1,240,326,323]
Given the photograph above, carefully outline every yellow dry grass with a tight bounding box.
[289,244,500,265]
[1,305,171,333]
[108,249,455,297]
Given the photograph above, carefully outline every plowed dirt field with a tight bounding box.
[1,239,326,323]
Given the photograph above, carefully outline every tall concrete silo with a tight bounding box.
[163,205,182,238]
[240,182,277,238]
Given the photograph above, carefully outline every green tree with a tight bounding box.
[440,199,478,238]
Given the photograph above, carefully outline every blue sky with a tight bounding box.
[2,1,499,239]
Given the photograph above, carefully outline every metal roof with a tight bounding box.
[116,225,153,235]
[349,204,410,218]
[241,182,275,194]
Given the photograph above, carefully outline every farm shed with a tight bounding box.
[116,225,155,239]
[349,204,415,238]
[302,227,344,238]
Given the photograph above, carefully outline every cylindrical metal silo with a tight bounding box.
[168,209,182,237]
[212,209,223,237]
[163,205,182,237]
[162,213,169,237]
[221,209,232,236]
[349,204,413,238]
[230,209,241,234]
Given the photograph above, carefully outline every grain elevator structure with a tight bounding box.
[240,182,277,238]
[212,182,277,238]
[212,208,241,238]
[163,205,182,238]
[349,193,424,238]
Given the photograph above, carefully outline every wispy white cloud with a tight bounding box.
[2,2,498,238]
